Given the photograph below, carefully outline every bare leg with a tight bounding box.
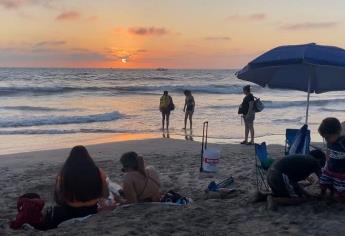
[166,113,170,130]
[184,112,188,129]
[162,113,166,130]
[189,113,193,130]
[249,122,254,143]
[244,120,249,142]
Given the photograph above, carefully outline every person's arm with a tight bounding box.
[54,175,64,205]
[183,98,187,112]
[122,178,138,204]
[99,169,109,198]
[291,182,313,198]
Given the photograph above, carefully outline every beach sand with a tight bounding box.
[1,138,345,235]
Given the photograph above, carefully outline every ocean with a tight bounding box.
[1,68,344,154]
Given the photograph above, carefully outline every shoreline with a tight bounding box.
[0,130,290,156]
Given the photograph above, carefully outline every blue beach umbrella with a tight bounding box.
[236,43,345,124]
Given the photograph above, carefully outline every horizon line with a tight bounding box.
[0,66,240,70]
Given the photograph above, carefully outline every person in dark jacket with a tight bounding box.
[240,85,255,145]
[253,150,326,210]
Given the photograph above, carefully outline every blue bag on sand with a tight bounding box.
[207,181,219,192]
[207,177,234,192]
[161,191,191,205]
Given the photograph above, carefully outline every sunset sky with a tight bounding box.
[1,0,345,69]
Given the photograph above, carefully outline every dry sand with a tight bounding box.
[1,138,345,235]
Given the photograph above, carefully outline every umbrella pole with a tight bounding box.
[305,75,311,125]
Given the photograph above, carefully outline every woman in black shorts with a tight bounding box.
[183,90,195,130]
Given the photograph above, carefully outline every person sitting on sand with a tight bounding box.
[120,152,161,204]
[159,91,174,130]
[43,145,109,229]
[318,117,345,198]
[183,90,195,130]
[265,150,326,207]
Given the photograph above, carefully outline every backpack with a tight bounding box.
[159,95,171,110]
[10,193,45,230]
[168,97,175,111]
[253,97,264,112]
[161,190,190,205]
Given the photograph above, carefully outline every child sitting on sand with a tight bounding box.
[119,152,161,204]
[265,150,326,209]
[319,117,345,198]
[43,145,109,229]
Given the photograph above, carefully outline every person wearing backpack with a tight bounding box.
[159,91,174,130]
[240,85,255,145]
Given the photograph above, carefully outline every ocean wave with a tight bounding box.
[0,111,122,128]
[0,86,105,96]
[0,84,262,97]
[116,84,246,94]
[319,107,345,112]
[205,98,345,110]
[272,117,303,124]
[0,127,158,135]
[0,106,75,112]
[265,98,345,108]
[0,128,125,135]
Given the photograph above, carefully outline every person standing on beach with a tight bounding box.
[240,85,255,145]
[159,91,174,130]
[183,90,195,130]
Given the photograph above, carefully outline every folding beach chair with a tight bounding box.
[254,142,273,191]
[285,124,311,155]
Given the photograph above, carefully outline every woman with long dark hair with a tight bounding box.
[120,152,160,203]
[44,145,108,229]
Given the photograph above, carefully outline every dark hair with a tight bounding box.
[243,85,251,93]
[184,90,191,96]
[309,149,326,168]
[120,152,146,177]
[318,117,342,137]
[163,91,168,95]
[57,146,102,203]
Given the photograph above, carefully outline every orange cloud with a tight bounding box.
[128,27,168,36]
[0,0,23,9]
[280,22,339,30]
[226,13,266,21]
[0,0,53,9]
[56,11,80,21]
[249,14,266,21]
[86,15,99,21]
[105,48,147,63]
[34,40,66,47]
[204,36,231,41]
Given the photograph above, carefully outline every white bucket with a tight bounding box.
[202,148,220,172]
